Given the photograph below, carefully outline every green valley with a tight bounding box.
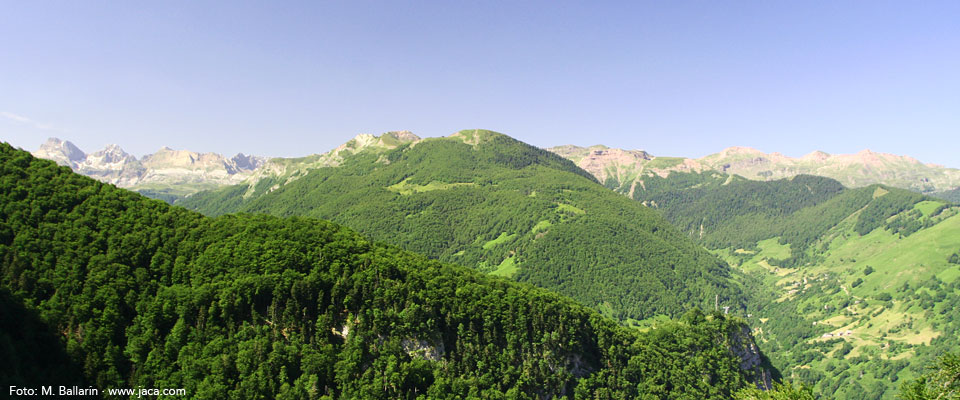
[621,170,960,398]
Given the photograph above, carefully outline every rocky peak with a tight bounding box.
[847,149,904,167]
[720,146,764,157]
[90,144,135,164]
[141,147,203,166]
[802,150,831,162]
[384,130,421,143]
[231,153,265,171]
[348,134,379,149]
[79,144,139,172]
[334,131,421,156]
[33,137,86,167]
[546,145,614,161]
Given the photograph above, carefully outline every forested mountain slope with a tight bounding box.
[627,171,960,399]
[178,130,749,323]
[0,142,775,398]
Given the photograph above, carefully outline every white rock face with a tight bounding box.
[75,144,144,186]
[33,138,87,167]
[138,147,266,186]
[32,138,266,192]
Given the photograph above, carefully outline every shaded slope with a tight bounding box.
[0,142,773,398]
[0,287,88,390]
[180,130,747,321]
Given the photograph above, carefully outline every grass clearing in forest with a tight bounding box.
[387,178,474,195]
[490,256,518,278]
[483,232,517,250]
[716,238,795,279]
[531,220,553,234]
[556,202,586,215]
[756,237,792,260]
[913,200,942,219]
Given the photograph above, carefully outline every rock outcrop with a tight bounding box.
[727,323,775,390]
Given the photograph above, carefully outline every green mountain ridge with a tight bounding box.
[0,142,776,398]
[178,130,750,323]
[626,170,960,399]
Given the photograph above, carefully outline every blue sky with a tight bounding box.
[2,1,958,166]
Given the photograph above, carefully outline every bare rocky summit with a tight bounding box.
[33,138,87,166]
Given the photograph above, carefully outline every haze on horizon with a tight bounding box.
[2,2,958,167]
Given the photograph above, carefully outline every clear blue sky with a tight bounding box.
[2,1,958,166]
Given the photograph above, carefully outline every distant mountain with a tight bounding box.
[31,137,86,166]
[179,129,752,323]
[549,144,960,195]
[623,170,960,398]
[1,141,776,397]
[32,138,267,200]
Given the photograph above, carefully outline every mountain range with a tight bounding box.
[31,135,960,205]
[32,138,267,200]
[549,144,960,197]
[7,129,956,398]
[623,169,960,398]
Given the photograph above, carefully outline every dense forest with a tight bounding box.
[179,130,751,323]
[625,170,960,398]
[0,143,778,398]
